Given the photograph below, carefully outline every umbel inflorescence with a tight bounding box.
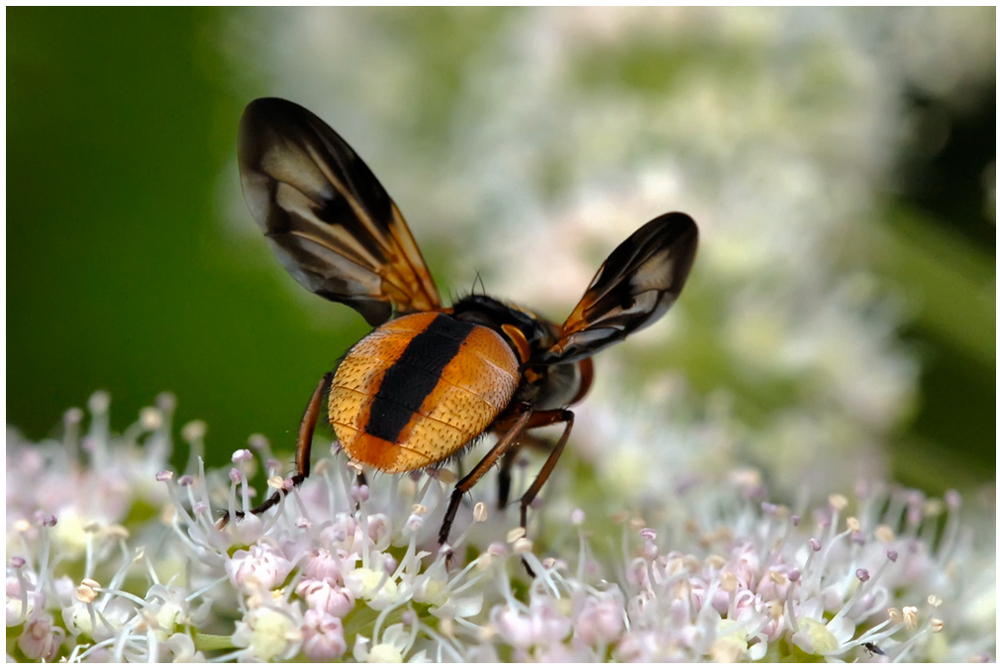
[5,392,994,662]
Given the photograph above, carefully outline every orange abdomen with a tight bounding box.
[328,312,520,473]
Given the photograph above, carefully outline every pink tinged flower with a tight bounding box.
[493,606,536,649]
[626,557,650,589]
[303,549,344,583]
[640,528,659,560]
[296,577,355,618]
[351,484,370,504]
[226,544,293,592]
[365,513,393,551]
[493,597,573,650]
[231,449,253,464]
[18,613,65,661]
[6,580,23,626]
[612,630,660,662]
[7,567,33,626]
[320,514,359,555]
[403,511,424,534]
[731,543,761,586]
[531,599,573,646]
[707,583,732,615]
[301,609,347,660]
[575,595,625,646]
[532,642,578,662]
[757,566,792,601]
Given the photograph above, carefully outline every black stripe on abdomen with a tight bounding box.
[366,313,474,444]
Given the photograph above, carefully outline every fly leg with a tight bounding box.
[497,442,524,511]
[497,429,557,509]
[218,372,331,527]
[438,405,574,578]
[439,403,533,546]
[516,410,573,535]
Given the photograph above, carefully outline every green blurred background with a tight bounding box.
[7,8,995,493]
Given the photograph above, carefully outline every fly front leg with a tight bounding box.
[516,409,574,534]
[438,404,575,544]
[503,408,574,578]
[218,372,332,527]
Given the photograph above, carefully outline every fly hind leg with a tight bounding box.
[218,373,331,527]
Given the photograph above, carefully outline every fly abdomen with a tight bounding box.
[329,312,519,472]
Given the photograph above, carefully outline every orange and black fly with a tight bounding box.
[230,97,698,546]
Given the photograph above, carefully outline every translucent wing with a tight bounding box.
[538,212,698,365]
[238,97,441,326]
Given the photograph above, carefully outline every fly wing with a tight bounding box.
[238,97,441,326]
[538,212,698,365]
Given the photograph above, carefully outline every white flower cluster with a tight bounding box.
[5,393,994,661]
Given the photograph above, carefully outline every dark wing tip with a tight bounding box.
[238,98,312,168]
[652,211,699,250]
[241,97,308,125]
[637,212,698,299]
